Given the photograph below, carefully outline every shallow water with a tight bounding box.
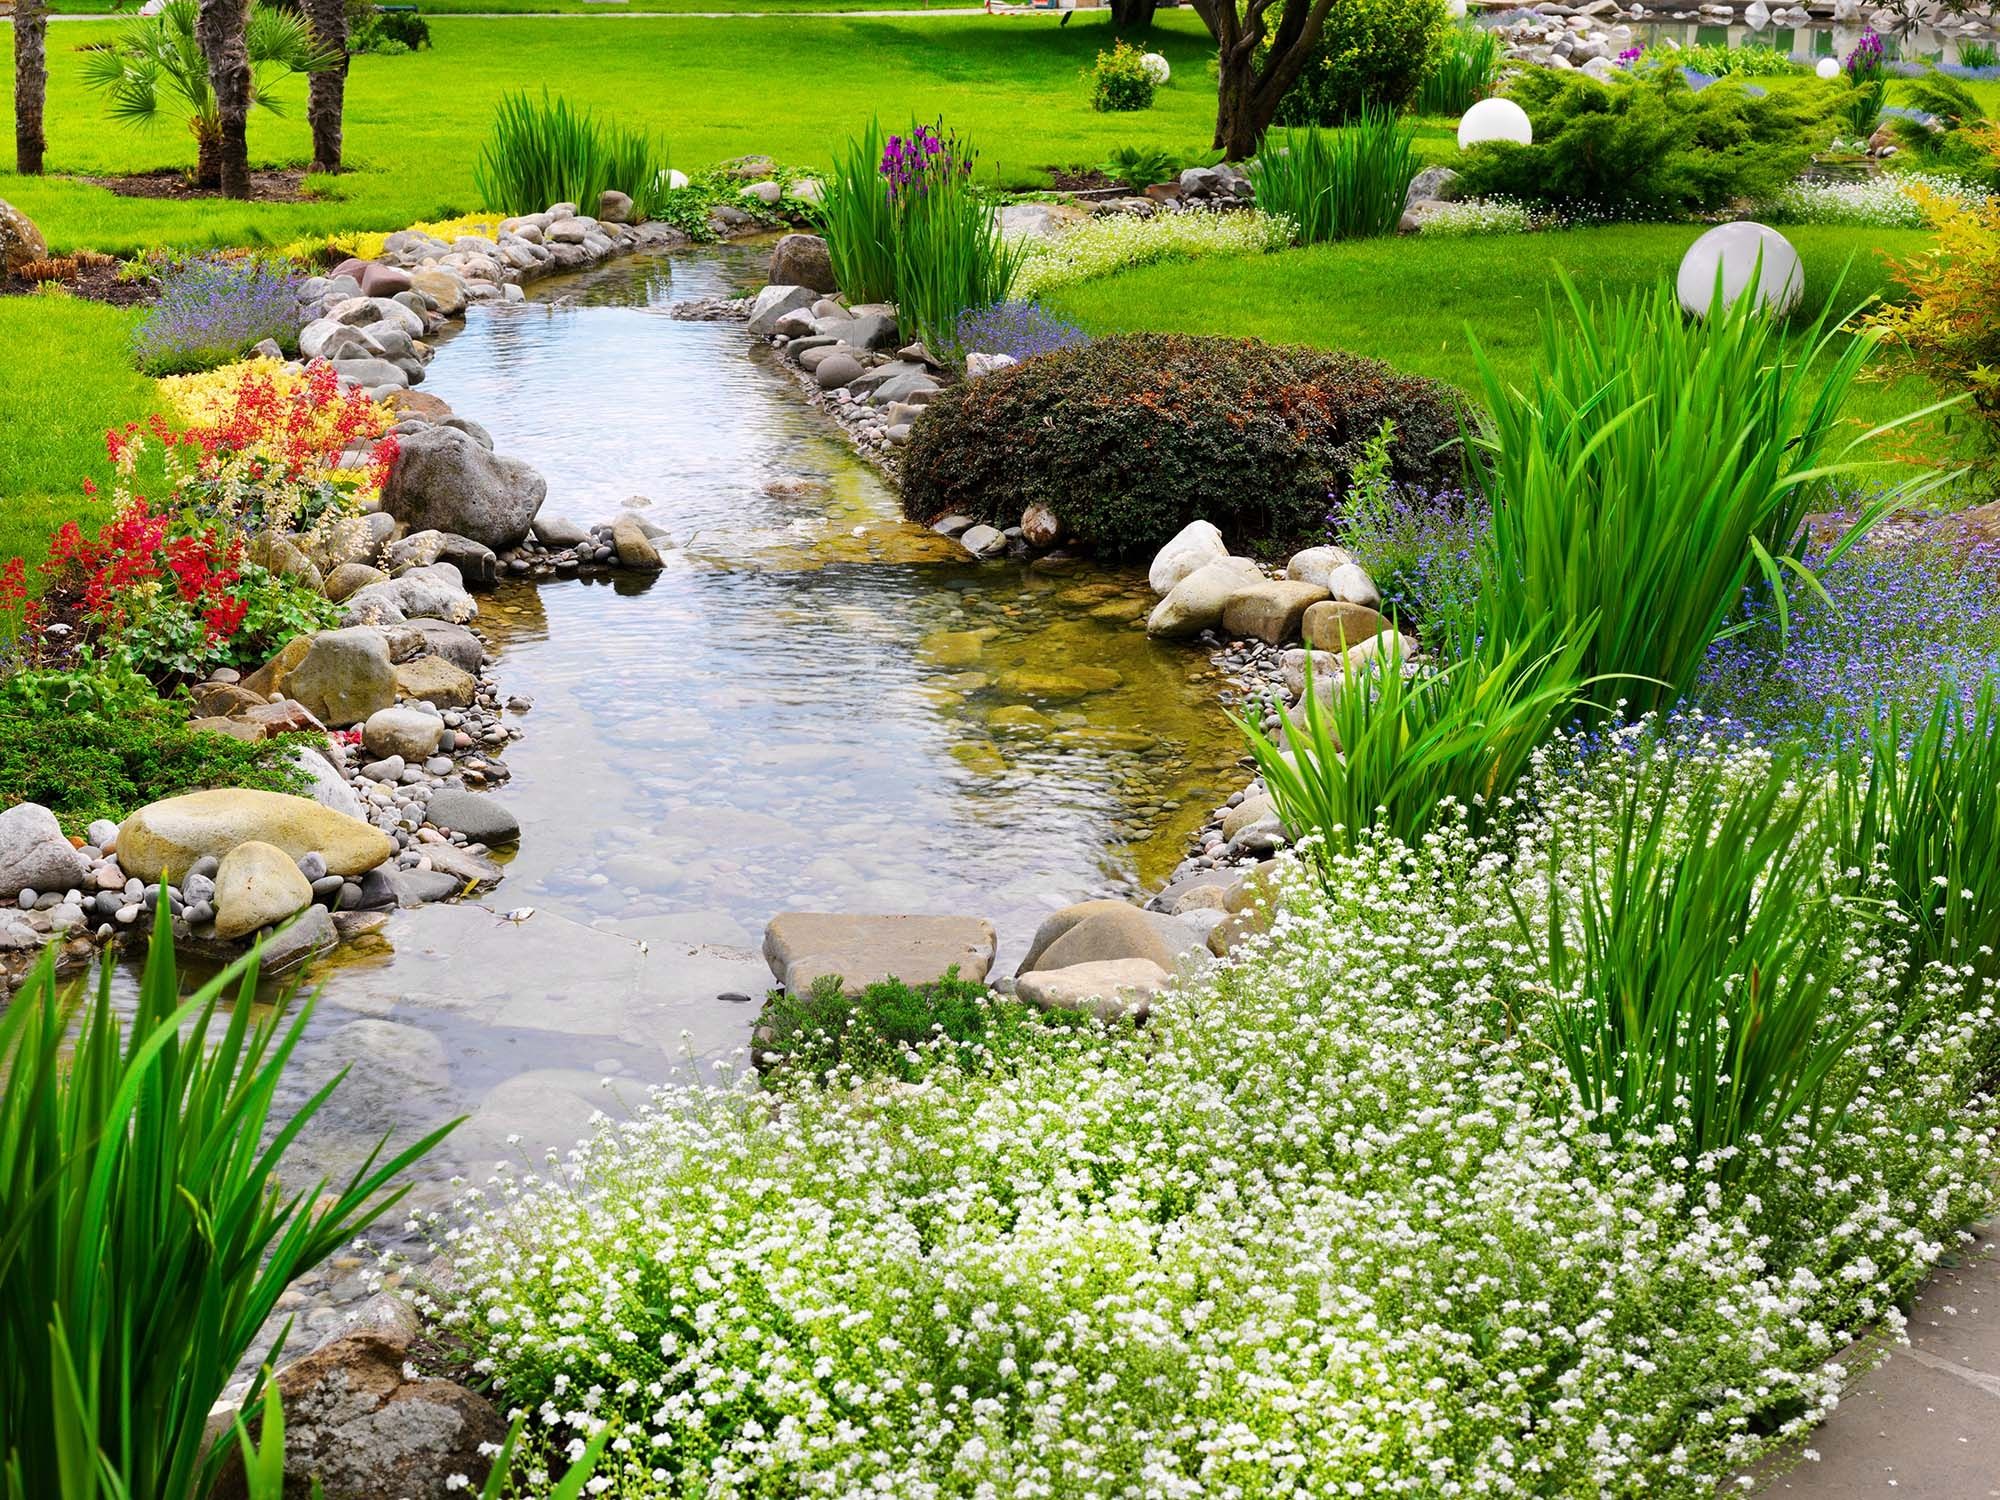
[1481,13,1996,64]
[257,244,1243,1194]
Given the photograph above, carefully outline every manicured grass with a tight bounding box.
[0,13,1241,252]
[0,296,149,567]
[1044,223,1972,472]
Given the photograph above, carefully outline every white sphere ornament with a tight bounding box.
[1815,56,1841,79]
[1447,0,1467,14]
[1140,52,1171,85]
[1676,222,1803,317]
[667,168,690,191]
[1458,97,1533,150]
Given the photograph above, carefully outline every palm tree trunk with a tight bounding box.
[13,0,49,175]
[194,122,223,191]
[196,0,254,199]
[305,0,347,174]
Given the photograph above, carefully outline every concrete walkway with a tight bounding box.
[1757,1218,2000,1497]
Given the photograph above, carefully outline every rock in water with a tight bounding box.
[611,513,664,570]
[212,840,314,940]
[118,790,393,884]
[1148,520,1228,596]
[769,233,837,293]
[1145,556,1263,639]
[762,912,997,994]
[425,788,521,845]
[0,803,88,897]
[379,426,547,550]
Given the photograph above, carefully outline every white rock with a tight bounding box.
[1147,520,1229,597]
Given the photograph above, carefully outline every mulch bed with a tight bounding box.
[1047,166,1122,192]
[77,166,318,204]
[0,257,157,308]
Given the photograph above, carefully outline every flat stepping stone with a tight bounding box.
[762,912,997,996]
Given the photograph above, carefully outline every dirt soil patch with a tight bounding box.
[1047,166,1122,192]
[78,166,318,204]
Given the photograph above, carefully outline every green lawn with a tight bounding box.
[0,296,147,567]
[1,12,1237,252]
[1046,222,1973,478]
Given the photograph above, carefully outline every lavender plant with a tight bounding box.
[952,300,1088,361]
[130,255,300,377]
[1696,526,2000,754]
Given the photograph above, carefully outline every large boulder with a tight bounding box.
[0,802,87,896]
[0,199,49,278]
[379,426,546,550]
[762,912,997,995]
[340,565,477,628]
[1148,520,1229,597]
[210,1333,505,1500]
[1301,599,1389,653]
[212,840,314,941]
[1221,580,1329,645]
[247,628,396,728]
[1019,900,1190,975]
[1016,958,1169,1022]
[768,233,837,293]
[400,618,485,675]
[1145,556,1263,639]
[118,790,393,884]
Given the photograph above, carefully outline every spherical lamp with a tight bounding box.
[666,168,690,191]
[1141,52,1171,85]
[1458,97,1533,150]
[1447,0,1468,14]
[1676,222,1803,317]
[1815,56,1841,79]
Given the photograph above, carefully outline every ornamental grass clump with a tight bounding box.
[429,734,1998,1494]
[130,255,301,377]
[1415,19,1502,114]
[472,90,670,221]
[810,120,897,303]
[0,908,455,1500]
[1467,273,1936,722]
[1249,109,1415,244]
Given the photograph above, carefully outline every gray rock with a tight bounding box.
[821,312,901,353]
[330,358,411,391]
[768,233,836,293]
[363,706,445,761]
[0,803,88,897]
[531,513,588,548]
[391,868,465,906]
[746,284,817,337]
[379,425,548,550]
[400,618,486,674]
[597,189,633,224]
[425,789,520,845]
[1403,166,1462,211]
[815,352,864,389]
[965,352,1018,380]
[958,524,1008,559]
[762,912,997,995]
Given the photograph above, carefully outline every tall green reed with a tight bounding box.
[1239,612,1594,857]
[1248,109,1416,244]
[1524,750,1860,1181]
[1827,679,2000,990]
[473,90,671,220]
[1467,272,1945,722]
[810,120,898,304]
[0,904,456,1500]
[1416,23,1503,116]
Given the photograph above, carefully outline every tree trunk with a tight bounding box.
[197,0,254,199]
[194,123,223,191]
[1192,0,1341,160]
[305,0,348,174]
[13,0,48,176]
[1110,0,1158,27]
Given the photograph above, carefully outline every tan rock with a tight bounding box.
[611,513,663,570]
[408,267,470,317]
[1221,580,1330,645]
[1145,556,1263,639]
[1221,793,1275,841]
[762,912,997,995]
[1285,545,1356,590]
[1206,907,1272,957]
[118,789,392,884]
[920,629,984,667]
[0,199,49,278]
[1025,904,1180,974]
[1016,958,1169,1022]
[212,840,314,941]
[1300,600,1388,653]
[393,654,477,709]
[191,716,264,742]
[1021,503,1064,548]
[324,563,390,603]
[191,681,269,717]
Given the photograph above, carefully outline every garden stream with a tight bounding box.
[247,243,1243,1221]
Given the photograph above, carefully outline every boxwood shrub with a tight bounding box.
[900,333,1466,557]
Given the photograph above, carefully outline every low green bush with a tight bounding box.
[900,333,1465,557]
[758,970,1091,1084]
[1451,68,1818,219]
[0,668,310,832]
[1090,40,1157,113]
[1272,0,1451,125]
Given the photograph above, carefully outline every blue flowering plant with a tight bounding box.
[952,301,1088,362]
[130,254,302,377]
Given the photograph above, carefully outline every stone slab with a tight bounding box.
[762,912,997,995]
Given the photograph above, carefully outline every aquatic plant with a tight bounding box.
[129,255,301,377]
[1249,109,1416,244]
[1415,20,1503,114]
[472,89,671,222]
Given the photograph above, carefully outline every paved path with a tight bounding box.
[1757,1218,2000,1497]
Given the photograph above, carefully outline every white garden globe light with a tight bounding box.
[1458,97,1533,150]
[1140,52,1171,85]
[667,169,690,190]
[1676,222,1803,317]
[1815,56,1841,79]
[1447,0,1467,14]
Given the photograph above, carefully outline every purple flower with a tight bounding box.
[879,120,974,201]
[131,254,301,377]
[1335,482,1489,635]
[953,302,1088,361]
[1846,28,1887,82]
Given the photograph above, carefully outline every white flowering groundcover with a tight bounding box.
[1009,210,1297,302]
[424,735,1996,1498]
